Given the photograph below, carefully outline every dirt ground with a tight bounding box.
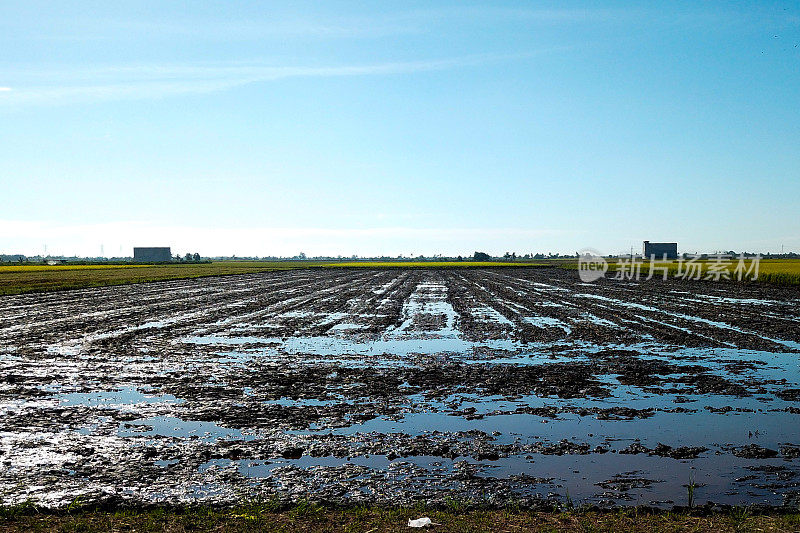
[1,268,799,509]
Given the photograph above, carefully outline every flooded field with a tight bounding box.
[1,268,799,509]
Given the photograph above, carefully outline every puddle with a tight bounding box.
[524,315,572,333]
[118,416,254,442]
[58,388,184,409]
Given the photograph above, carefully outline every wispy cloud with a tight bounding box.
[0,52,550,109]
[0,87,11,91]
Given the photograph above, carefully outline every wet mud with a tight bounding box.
[1,268,799,508]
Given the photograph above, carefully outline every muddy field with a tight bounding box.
[1,268,799,509]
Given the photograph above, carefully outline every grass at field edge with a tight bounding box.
[1,502,799,532]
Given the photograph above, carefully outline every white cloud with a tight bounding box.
[0,87,12,91]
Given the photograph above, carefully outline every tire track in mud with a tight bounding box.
[0,270,377,351]
[194,270,416,339]
[0,270,312,333]
[474,270,722,347]
[0,269,271,320]
[474,269,800,351]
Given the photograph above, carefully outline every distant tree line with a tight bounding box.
[2,251,798,264]
[174,253,203,262]
[473,251,574,261]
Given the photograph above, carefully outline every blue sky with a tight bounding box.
[2,1,799,257]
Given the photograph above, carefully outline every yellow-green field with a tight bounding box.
[0,264,151,272]
[0,262,298,296]
[0,261,546,296]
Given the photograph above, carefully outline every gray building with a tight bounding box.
[643,241,678,260]
[133,247,172,262]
